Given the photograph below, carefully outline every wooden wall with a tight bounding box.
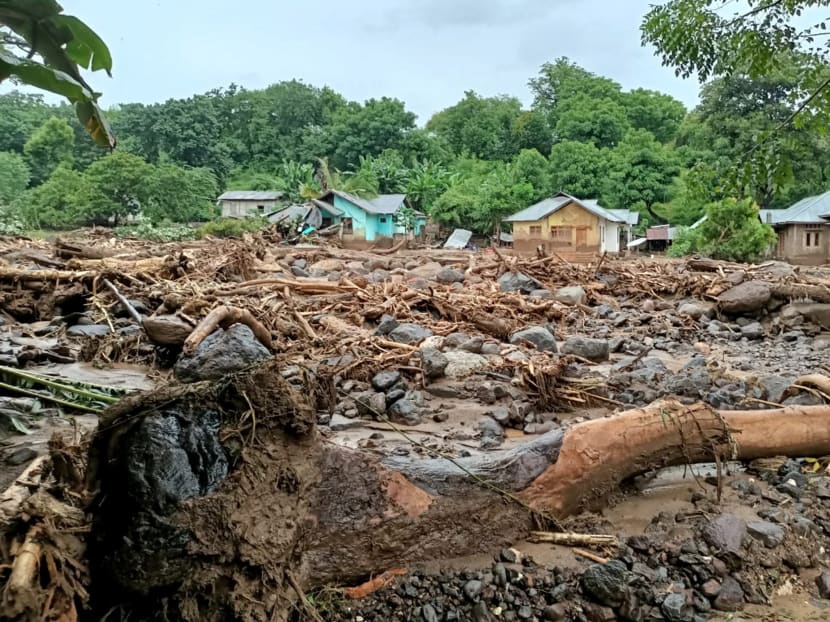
[512,203,600,255]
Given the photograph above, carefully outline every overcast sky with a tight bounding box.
[58,0,702,123]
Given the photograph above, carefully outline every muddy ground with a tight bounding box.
[1,232,830,621]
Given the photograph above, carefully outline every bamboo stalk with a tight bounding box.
[529,531,618,547]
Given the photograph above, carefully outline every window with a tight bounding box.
[550,226,573,246]
[342,217,353,234]
[806,231,821,248]
[257,204,265,213]
[379,216,387,223]
[529,225,542,236]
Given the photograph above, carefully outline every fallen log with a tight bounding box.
[769,282,830,304]
[82,364,830,621]
[182,305,272,354]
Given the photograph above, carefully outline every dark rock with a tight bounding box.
[582,602,616,621]
[581,560,629,608]
[510,326,558,353]
[747,521,785,547]
[435,267,466,284]
[376,314,400,335]
[662,593,693,622]
[432,412,449,423]
[290,265,310,278]
[498,271,543,294]
[355,391,387,418]
[4,447,37,465]
[703,514,746,557]
[815,572,830,599]
[739,322,764,339]
[499,547,519,563]
[385,388,406,405]
[389,323,433,345]
[421,348,449,378]
[174,325,271,383]
[372,371,402,391]
[471,601,491,621]
[700,579,721,599]
[66,324,111,337]
[543,604,567,621]
[388,399,420,425]
[713,576,744,612]
[516,605,533,620]
[554,286,587,306]
[717,281,771,314]
[463,579,483,602]
[561,336,609,362]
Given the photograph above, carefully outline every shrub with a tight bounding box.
[116,221,195,242]
[196,218,268,238]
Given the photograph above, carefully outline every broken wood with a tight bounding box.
[370,238,408,255]
[0,455,48,522]
[182,305,272,354]
[102,278,143,324]
[529,532,618,547]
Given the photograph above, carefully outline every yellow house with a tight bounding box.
[503,192,638,258]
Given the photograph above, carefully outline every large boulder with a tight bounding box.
[510,326,558,353]
[717,281,771,314]
[561,336,609,362]
[554,286,587,306]
[174,324,271,382]
[498,271,543,294]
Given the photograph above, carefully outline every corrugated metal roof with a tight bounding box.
[443,229,473,249]
[311,199,344,217]
[762,190,830,224]
[504,193,626,223]
[607,208,640,226]
[324,190,406,215]
[218,190,285,201]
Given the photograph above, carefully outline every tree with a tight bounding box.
[511,148,552,201]
[512,110,554,155]
[0,1,114,147]
[23,116,74,184]
[669,197,776,263]
[0,151,30,205]
[554,95,631,148]
[0,92,50,153]
[622,88,687,143]
[426,92,523,160]
[144,163,218,224]
[75,152,153,225]
[548,140,610,198]
[18,164,85,229]
[405,160,453,213]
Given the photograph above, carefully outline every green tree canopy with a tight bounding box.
[548,140,610,198]
[621,88,687,143]
[555,95,631,148]
[24,117,74,184]
[18,164,85,229]
[144,163,218,224]
[0,151,30,206]
[75,151,153,225]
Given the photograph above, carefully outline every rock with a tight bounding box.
[580,560,629,608]
[309,258,344,272]
[372,371,402,391]
[386,388,406,405]
[355,391,387,417]
[463,579,483,602]
[421,604,439,622]
[478,417,504,448]
[510,326,558,353]
[499,547,520,563]
[713,576,744,612]
[480,342,501,356]
[443,351,488,378]
[443,332,470,348]
[5,447,37,465]
[529,289,553,299]
[662,593,693,622]
[66,324,111,337]
[717,281,771,314]
[141,315,195,346]
[747,521,785,547]
[388,399,421,425]
[703,514,746,557]
[408,261,443,279]
[420,348,448,378]
[328,414,365,431]
[290,265,310,277]
[582,603,615,621]
[758,375,795,403]
[459,337,484,353]
[491,407,510,425]
[174,325,271,383]
[376,314,399,335]
[554,286,587,306]
[739,322,764,340]
[516,605,533,620]
[815,572,830,599]
[700,579,721,599]
[435,267,465,284]
[542,604,567,621]
[498,271,543,294]
[561,336,609,362]
[388,323,433,345]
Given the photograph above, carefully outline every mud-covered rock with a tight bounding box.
[498,271,543,294]
[816,572,830,599]
[174,324,271,382]
[703,514,746,557]
[581,560,629,607]
[421,348,449,378]
[718,281,771,314]
[388,399,421,425]
[713,576,744,611]
[389,323,433,344]
[554,286,587,306]
[435,267,466,284]
[510,326,558,353]
[561,336,609,362]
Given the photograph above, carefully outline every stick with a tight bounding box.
[286,571,325,622]
[573,548,608,564]
[529,532,618,547]
[102,278,143,324]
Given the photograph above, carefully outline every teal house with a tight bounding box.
[314,190,426,247]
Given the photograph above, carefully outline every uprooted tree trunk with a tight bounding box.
[74,361,830,621]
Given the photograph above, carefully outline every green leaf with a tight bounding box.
[5,413,32,435]
[52,14,113,74]
[0,48,93,101]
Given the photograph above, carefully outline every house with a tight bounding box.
[218,191,285,218]
[313,190,426,247]
[760,190,830,264]
[642,216,706,252]
[503,192,639,258]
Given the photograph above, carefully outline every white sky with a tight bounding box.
[52,0,705,122]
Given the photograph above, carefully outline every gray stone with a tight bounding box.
[443,351,488,378]
[372,371,402,391]
[174,325,271,383]
[443,332,470,348]
[561,336,609,362]
[463,579,483,602]
[662,593,694,622]
[421,604,439,622]
[460,337,484,353]
[717,281,771,314]
[747,521,785,547]
[677,301,715,320]
[491,407,510,425]
[388,323,433,344]
[328,414,366,431]
[480,342,501,355]
[388,399,421,425]
[498,271,543,294]
[290,265,310,277]
[554,285,587,306]
[529,288,553,299]
[703,514,746,556]
[713,576,744,612]
[386,388,406,405]
[478,417,504,448]
[510,326,558,353]
[581,560,629,608]
[66,324,111,337]
[740,322,764,340]
[435,267,466,284]
[815,572,830,599]
[376,314,399,335]
[517,605,533,620]
[759,375,795,403]
[421,348,448,378]
[5,447,37,466]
